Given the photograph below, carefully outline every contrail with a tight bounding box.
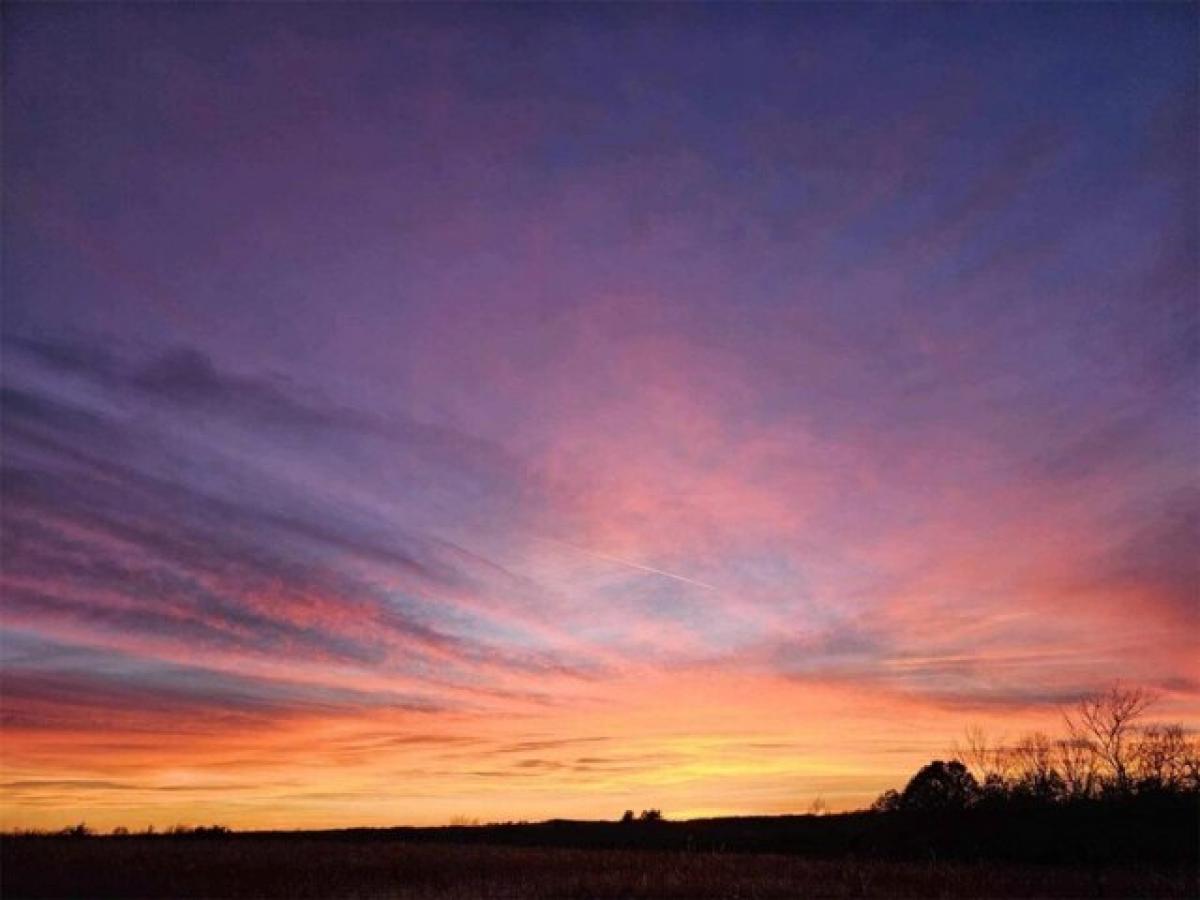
[534,537,718,591]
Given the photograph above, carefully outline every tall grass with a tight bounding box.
[2,836,1195,899]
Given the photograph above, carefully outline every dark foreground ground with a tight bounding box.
[2,837,1197,900]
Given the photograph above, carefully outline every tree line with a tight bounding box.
[872,684,1200,812]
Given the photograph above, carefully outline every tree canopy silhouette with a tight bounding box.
[897,760,979,812]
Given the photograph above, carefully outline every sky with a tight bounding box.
[1,3,1197,831]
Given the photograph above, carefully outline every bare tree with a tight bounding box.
[1180,735,1200,790]
[1064,684,1156,793]
[1133,724,1191,790]
[1010,732,1062,799]
[1053,736,1099,799]
[953,725,1011,784]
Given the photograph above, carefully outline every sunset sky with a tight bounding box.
[2,3,1197,831]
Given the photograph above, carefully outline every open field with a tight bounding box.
[2,836,1197,900]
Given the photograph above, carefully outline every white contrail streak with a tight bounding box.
[534,537,718,591]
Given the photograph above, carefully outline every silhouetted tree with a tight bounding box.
[1010,732,1064,802]
[1132,724,1194,792]
[620,810,635,824]
[638,809,663,822]
[898,760,978,812]
[1065,683,1155,795]
[975,772,1010,808]
[870,789,901,813]
[1052,736,1099,799]
[953,724,1011,784]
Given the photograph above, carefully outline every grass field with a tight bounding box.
[2,837,1196,899]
